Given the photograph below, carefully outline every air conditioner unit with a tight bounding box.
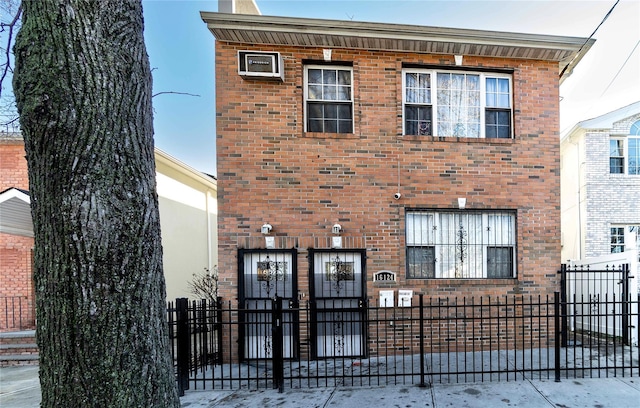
[238,51,284,81]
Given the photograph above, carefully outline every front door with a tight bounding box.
[239,249,297,360]
[310,249,366,358]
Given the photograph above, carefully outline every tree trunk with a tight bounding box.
[13,1,179,406]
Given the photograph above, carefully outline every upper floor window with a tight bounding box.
[402,69,512,139]
[406,210,516,279]
[304,65,353,133]
[610,139,624,174]
[610,120,640,175]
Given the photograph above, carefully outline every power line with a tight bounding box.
[598,39,640,100]
[559,0,620,79]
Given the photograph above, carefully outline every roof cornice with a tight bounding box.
[200,12,594,83]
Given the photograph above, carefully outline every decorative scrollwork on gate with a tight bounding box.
[326,256,354,295]
[257,256,287,297]
[455,222,467,278]
[333,312,345,355]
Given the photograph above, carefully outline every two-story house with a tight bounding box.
[560,101,639,292]
[202,9,592,359]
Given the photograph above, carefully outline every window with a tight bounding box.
[610,227,625,253]
[305,66,353,133]
[402,69,512,138]
[610,121,640,175]
[610,139,624,174]
[406,211,516,279]
[629,129,639,175]
[610,225,640,255]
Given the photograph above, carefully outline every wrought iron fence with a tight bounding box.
[168,290,639,395]
[0,296,34,332]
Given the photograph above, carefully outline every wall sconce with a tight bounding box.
[454,55,463,66]
[458,197,467,209]
[261,223,273,235]
[332,223,342,235]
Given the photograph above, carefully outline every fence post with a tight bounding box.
[272,296,284,392]
[176,297,190,396]
[418,294,427,388]
[216,297,223,365]
[554,292,561,382]
[559,265,568,348]
[621,264,630,346]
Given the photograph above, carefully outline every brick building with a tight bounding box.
[560,101,640,292]
[203,10,592,358]
[0,132,218,331]
[0,132,35,331]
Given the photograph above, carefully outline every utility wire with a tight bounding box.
[598,39,639,100]
[559,0,620,79]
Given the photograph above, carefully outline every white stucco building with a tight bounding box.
[155,150,217,301]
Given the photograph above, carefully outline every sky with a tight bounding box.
[131,1,638,175]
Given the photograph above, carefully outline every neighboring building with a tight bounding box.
[560,101,640,279]
[201,7,593,358]
[0,132,217,330]
[155,150,218,301]
[0,132,34,331]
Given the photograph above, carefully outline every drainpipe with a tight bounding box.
[206,190,214,274]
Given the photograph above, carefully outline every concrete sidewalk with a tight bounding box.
[2,365,640,407]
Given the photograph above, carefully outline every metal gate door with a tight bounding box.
[239,249,298,359]
[310,249,366,358]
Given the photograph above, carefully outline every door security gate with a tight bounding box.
[238,249,298,360]
[309,249,367,358]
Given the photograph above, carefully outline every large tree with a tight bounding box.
[12,1,179,406]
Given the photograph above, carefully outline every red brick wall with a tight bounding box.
[215,43,561,304]
[0,137,35,331]
[0,139,29,191]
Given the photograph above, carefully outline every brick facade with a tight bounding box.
[583,113,640,258]
[215,43,562,303]
[0,134,35,331]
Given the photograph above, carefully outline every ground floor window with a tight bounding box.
[406,210,516,279]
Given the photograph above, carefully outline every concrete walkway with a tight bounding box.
[2,365,639,407]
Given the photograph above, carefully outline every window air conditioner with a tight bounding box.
[238,51,284,81]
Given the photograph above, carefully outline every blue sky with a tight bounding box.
[144,0,639,176]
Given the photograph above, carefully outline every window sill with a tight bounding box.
[302,132,361,139]
[400,135,515,144]
[406,278,518,284]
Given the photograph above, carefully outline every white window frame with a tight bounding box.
[609,135,640,175]
[402,69,513,139]
[406,210,516,279]
[304,65,354,134]
[610,138,625,174]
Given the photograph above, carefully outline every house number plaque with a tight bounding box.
[373,270,396,283]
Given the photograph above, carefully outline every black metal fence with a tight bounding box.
[0,296,34,331]
[167,266,639,395]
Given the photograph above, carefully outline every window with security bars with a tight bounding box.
[305,66,353,133]
[402,69,512,138]
[406,211,516,279]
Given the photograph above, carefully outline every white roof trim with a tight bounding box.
[0,188,33,237]
[200,12,594,83]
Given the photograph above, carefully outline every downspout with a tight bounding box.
[206,190,213,274]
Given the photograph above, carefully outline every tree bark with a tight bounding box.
[13,1,179,406]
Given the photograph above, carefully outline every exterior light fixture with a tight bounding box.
[261,223,273,235]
